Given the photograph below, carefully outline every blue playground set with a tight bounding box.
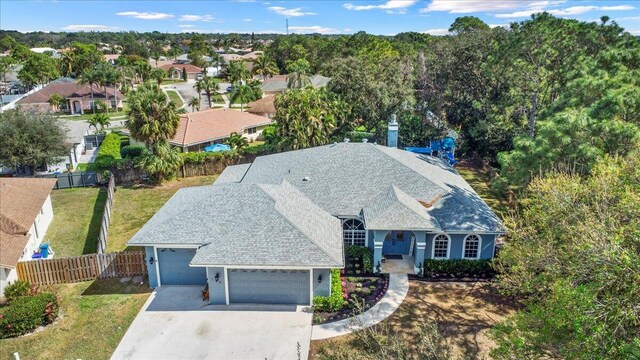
[405,136,458,166]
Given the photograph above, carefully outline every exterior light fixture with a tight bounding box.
[148,257,155,265]
[215,273,220,282]
[317,274,322,284]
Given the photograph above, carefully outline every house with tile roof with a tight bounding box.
[0,178,56,296]
[127,117,504,306]
[166,108,273,152]
[16,81,123,114]
[159,63,203,80]
[247,95,276,119]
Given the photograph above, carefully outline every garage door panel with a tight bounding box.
[228,269,310,305]
[157,248,206,285]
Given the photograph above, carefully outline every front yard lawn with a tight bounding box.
[45,187,107,257]
[311,281,519,359]
[108,175,218,252]
[165,89,183,108]
[0,278,151,360]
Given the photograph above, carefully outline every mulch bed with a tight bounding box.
[313,275,389,325]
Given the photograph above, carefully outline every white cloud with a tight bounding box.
[496,4,635,18]
[243,18,253,22]
[488,23,509,28]
[421,28,450,36]
[268,6,316,17]
[420,0,530,14]
[628,29,640,35]
[178,24,196,28]
[116,11,174,20]
[617,16,640,21]
[289,25,339,34]
[344,0,416,11]
[179,14,215,22]
[62,24,119,31]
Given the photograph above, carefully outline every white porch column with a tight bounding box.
[413,231,427,275]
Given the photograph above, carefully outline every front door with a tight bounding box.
[73,101,81,114]
[382,231,408,255]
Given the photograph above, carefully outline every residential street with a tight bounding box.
[162,80,231,112]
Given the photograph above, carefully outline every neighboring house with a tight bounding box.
[30,47,60,58]
[247,95,276,119]
[16,81,123,114]
[0,178,56,297]
[160,63,203,80]
[104,54,120,65]
[261,74,331,95]
[168,108,272,152]
[62,120,91,171]
[128,119,503,306]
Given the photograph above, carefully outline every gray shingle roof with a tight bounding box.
[240,143,503,232]
[363,185,441,231]
[128,182,343,268]
[215,163,251,184]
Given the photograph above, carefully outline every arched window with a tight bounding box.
[463,234,482,259]
[432,234,450,259]
[343,219,365,246]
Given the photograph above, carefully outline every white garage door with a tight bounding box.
[228,269,310,305]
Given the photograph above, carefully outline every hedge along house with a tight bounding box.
[128,117,503,305]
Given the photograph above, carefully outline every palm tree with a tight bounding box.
[59,51,75,77]
[188,96,200,112]
[78,68,99,113]
[194,76,218,108]
[229,84,254,111]
[168,46,182,62]
[207,51,223,75]
[252,55,278,80]
[126,82,180,147]
[150,68,166,86]
[135,140,183,184]
[287,72,312,89]
[224,132,248,150]
[48,93,64,113]
[227,60,250,85]
[88,113,111,133]
[95,64,119,114]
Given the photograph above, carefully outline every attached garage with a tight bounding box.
[228,269,310,305]
[157,248,206,285]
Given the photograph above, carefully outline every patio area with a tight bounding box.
[381,255,415,274]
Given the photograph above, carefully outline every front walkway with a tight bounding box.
[112,286,313,360]
[311,273,409,340]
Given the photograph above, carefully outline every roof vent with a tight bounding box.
[344,138,350,143]
[302,176,310,181]
[362,138,368,143]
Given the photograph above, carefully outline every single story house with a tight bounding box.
[0,178,56,297]
[16,81,123,114]
[261,74,331,95]
[160,63,203,80]
[247,95,276,119]
[61,120,91,171]
[128,118,503,306]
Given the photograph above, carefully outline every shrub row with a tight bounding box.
[423,259,495,278]
[180,150,240,164]
[313,269,344,312]
[0,292,59,338]
[95,133,122,170]
[120,145,148,159]
[345,131,375,143]
[344,245,373,274]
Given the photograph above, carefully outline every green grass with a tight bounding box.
[456,161,508,217]
[165,89,183,108]
[212,93,225,104]
[0,278,151,360]
[45,187,107,257]
[247,140,265,147]
[108,175,218,252]
[160,79,186,85]
[75,163,96,172]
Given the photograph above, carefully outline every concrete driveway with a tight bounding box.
[111,286,313,360]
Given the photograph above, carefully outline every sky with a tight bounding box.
[1,0,639,36]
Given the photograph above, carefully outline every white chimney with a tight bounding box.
[387,114,398,148]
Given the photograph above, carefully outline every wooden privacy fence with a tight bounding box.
[97,174,115,254]
[16,251,147,286]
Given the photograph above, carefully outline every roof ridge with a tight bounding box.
[258,182,343,265]
[182,114,191,145]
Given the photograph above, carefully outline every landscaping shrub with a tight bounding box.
[240,143,274,157]
[423,259,495,278]
[120,145,149,159]
[95,133,122,170]
[313,269,344,312]
[345,131,375,143]
[3,281,30,303]
[0,292,58,338]
[180,150,240,164]
[344,245,373,274]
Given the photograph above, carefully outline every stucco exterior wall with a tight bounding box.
[207,267,227,305]
[145,246,159,288]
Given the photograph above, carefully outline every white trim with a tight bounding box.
[462,234,482,260]
[224,267,230,305]
[153,246,161,287]
[309,270,314,306]
[190,262,339,269]
[431,233,451,260]
[444,231,504,235]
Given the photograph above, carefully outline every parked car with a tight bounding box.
[226,86,235,92]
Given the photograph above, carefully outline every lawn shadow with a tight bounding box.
[82,277,152,296]
[82,187,108,255]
